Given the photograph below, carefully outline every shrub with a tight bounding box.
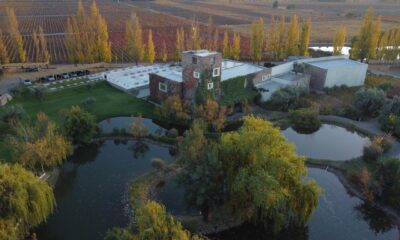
[30,85,47,101]
[10,83,30,97]
[151,158,166,171]
[289,108,321,132]
[353,88,386,118]
[363,142,383,162]
[341,105,362,120]
[379,96,400,138]
[166,128,179,138]
[0,104,26,123]
[269,86,309,111]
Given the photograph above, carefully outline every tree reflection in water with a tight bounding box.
[129,141,149,159]
[355,202,396,235]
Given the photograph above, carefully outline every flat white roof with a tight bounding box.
[307,58,367,70]
[105,64,182,90]
[184,49,218,57]
[221,60,264,81]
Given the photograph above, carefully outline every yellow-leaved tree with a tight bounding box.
[299,17,311,56]
[250,17,265,63]
[0,29,9,64]
[333,26,347,55]
[6,7,26,63]
[222,30,230,58]
[145,30,155,64]
[230,33,241,60]
[286,14,299,56]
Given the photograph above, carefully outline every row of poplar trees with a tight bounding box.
[250,15,311,63]
[66,0,112,64]
[0,8,49,64]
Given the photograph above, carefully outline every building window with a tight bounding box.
[192,57,198,64]
[213,67,220,77]
[193,71,200,79]
[207,82,214,90]
[159,82,167,92]
[211,56,215,65]
[262,74,271,81]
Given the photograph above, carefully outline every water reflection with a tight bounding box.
[157,168,398,240]
[282,124,371,160]
[36,140,174,240]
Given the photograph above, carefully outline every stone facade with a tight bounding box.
[149,73,183,104]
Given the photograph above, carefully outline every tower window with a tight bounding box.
[192,57,198,64]
[213,67,220,77]
[159,82,167,92]
[193,71,200,79]
[207,82,214,90]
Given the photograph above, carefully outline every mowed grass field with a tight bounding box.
[6,81,155,123]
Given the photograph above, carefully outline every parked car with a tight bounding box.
[62,73,70,79]
[70,72,78,77]
[25,67,39,72]
[23,79,32,85]
[47,76,55,82]
[38,77,47,83]
[55,74,63,80]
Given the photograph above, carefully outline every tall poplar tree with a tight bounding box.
[207,16,214,50]
[0,30,9,64]
[125,13,144,64]
[351,7,381,61]
[222,31,230,58]
[333,26,347,55]
[162,40,168,62]
[231,33,241,60]
[6,7,26,63]
[32,30,40,62]
[213,28,219,51]
[39,26,50,63]
[250,17,265,63]
[191,20,201,50]
[145,30,155,64]
[89,1,112,62]
[175,28,182,61]
[286,14,299,57]
[299,17,311,56]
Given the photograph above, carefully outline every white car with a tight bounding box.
[23,79,32,85]
[62,74,70,79]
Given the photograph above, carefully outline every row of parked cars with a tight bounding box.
[23,70,91,85]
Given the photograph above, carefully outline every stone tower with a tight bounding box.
[181,50,222,104]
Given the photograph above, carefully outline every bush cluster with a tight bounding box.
[269,86,310,111]
[289,108,321,132]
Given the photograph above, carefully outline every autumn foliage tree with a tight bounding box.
[299,17,311,56]
[195,99,226,132]
[333,26,347,55]
[125,13,144,64]
[286,14,299,56]
[222,31,230,58]
[351,7,381,61]
[231,33,241,60]
[6,7,26,63]
[155,96,191,124]
[145,30,155,64]
[0,30,9,64]
[250,17,265,63]
[11,112,73,172]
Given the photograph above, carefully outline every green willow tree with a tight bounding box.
[179,116,320,230]
[0,164,55,237]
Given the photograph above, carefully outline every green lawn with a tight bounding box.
[3,81,155,123]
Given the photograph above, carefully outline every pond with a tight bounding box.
[155,168,399,240]
[98,117,168,135]
[36,140,174,240]
[282,124,371,161]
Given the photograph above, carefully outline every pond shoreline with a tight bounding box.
[307,162,400,229]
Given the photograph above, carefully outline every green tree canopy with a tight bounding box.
[62,105,97,145]
[0,164,55,235]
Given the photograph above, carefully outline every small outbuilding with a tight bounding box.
[304,58,368,90]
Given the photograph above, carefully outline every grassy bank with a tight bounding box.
[1,82,155,124]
